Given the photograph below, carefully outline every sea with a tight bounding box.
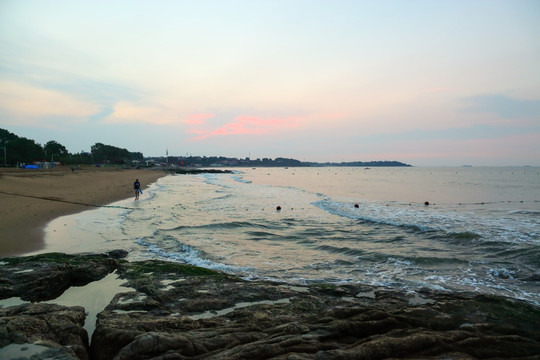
[41,167,540,305]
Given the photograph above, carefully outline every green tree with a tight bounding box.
[67,152,92,165]
[0,128,17,165]
[44,140,69,163]
[0,128,18,144]
[91,142,138,164]
[9,137,44,164]
[130,151,144,161]
[0,128,44,165]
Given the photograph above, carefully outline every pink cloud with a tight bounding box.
[189,115,301,141]
[184,113,215,125]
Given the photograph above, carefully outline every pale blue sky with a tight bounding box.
[1,0,539,165]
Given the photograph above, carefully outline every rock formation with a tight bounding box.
[1,252,539,359]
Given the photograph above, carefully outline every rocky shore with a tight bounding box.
[1,252,539,359]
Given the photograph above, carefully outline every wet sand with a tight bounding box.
[0,166,167,257]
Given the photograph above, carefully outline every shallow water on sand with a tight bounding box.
[41,167,540,305]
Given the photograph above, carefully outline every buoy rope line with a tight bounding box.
[3,190,536,212]
[423,200,540,206]
[0,190,138,210]
[355,200,540,207]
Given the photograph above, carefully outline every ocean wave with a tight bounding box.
[163,221,261,232]
[232,175,252,184]
[508,209,540,215]
[379,254,469,267]
[313,199,434,232]
[427,231,483,243]
[423,270,539,306]
[313,199,494,243]
[317,244,367,257]
[488,267,516,279]
[137,237,247,274]
[444,231,482,240]
[312,198,540,248]
[246,231,279,240]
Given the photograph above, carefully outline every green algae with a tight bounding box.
[119,260,225,279]
[1,252,115,266]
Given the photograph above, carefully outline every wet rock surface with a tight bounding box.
[0,303,88,360]
[0,253,119,302]
[1,253,539,359]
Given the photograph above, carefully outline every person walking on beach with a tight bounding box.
[134,179,141,200]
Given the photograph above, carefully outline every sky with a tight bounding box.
[0,0,539,166]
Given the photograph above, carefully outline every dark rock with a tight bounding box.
[89,260,540,360]
[1,254,539,360]
[0,343,81,360]
[0,303,88,360]
[108,249,129,259]
[0,252,121,302]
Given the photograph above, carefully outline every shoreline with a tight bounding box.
[0,166,167,257]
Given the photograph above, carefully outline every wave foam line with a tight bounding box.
[137,238,247,274]
[313,199,433,232]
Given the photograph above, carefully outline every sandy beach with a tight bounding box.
[0,166,166,257]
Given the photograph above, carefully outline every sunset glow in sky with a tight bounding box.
[1,0,539,166]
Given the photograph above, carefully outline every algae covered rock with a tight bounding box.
[1,253,539,359]
[91,260,540,360]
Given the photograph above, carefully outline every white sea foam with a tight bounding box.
[137,238,247,274]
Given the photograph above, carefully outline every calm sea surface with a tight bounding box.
[42,167,540,304]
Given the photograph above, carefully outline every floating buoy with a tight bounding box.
[424,201,430,206]
[354,204,359,208]
[276,206,281,211]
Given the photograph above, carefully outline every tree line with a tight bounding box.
[153,155,306,167]
[150,155,410,168]
[0,127,411,168]
[0,128,143,166]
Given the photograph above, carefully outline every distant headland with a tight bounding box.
[146,156,412,168]
[0,128,411,168]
